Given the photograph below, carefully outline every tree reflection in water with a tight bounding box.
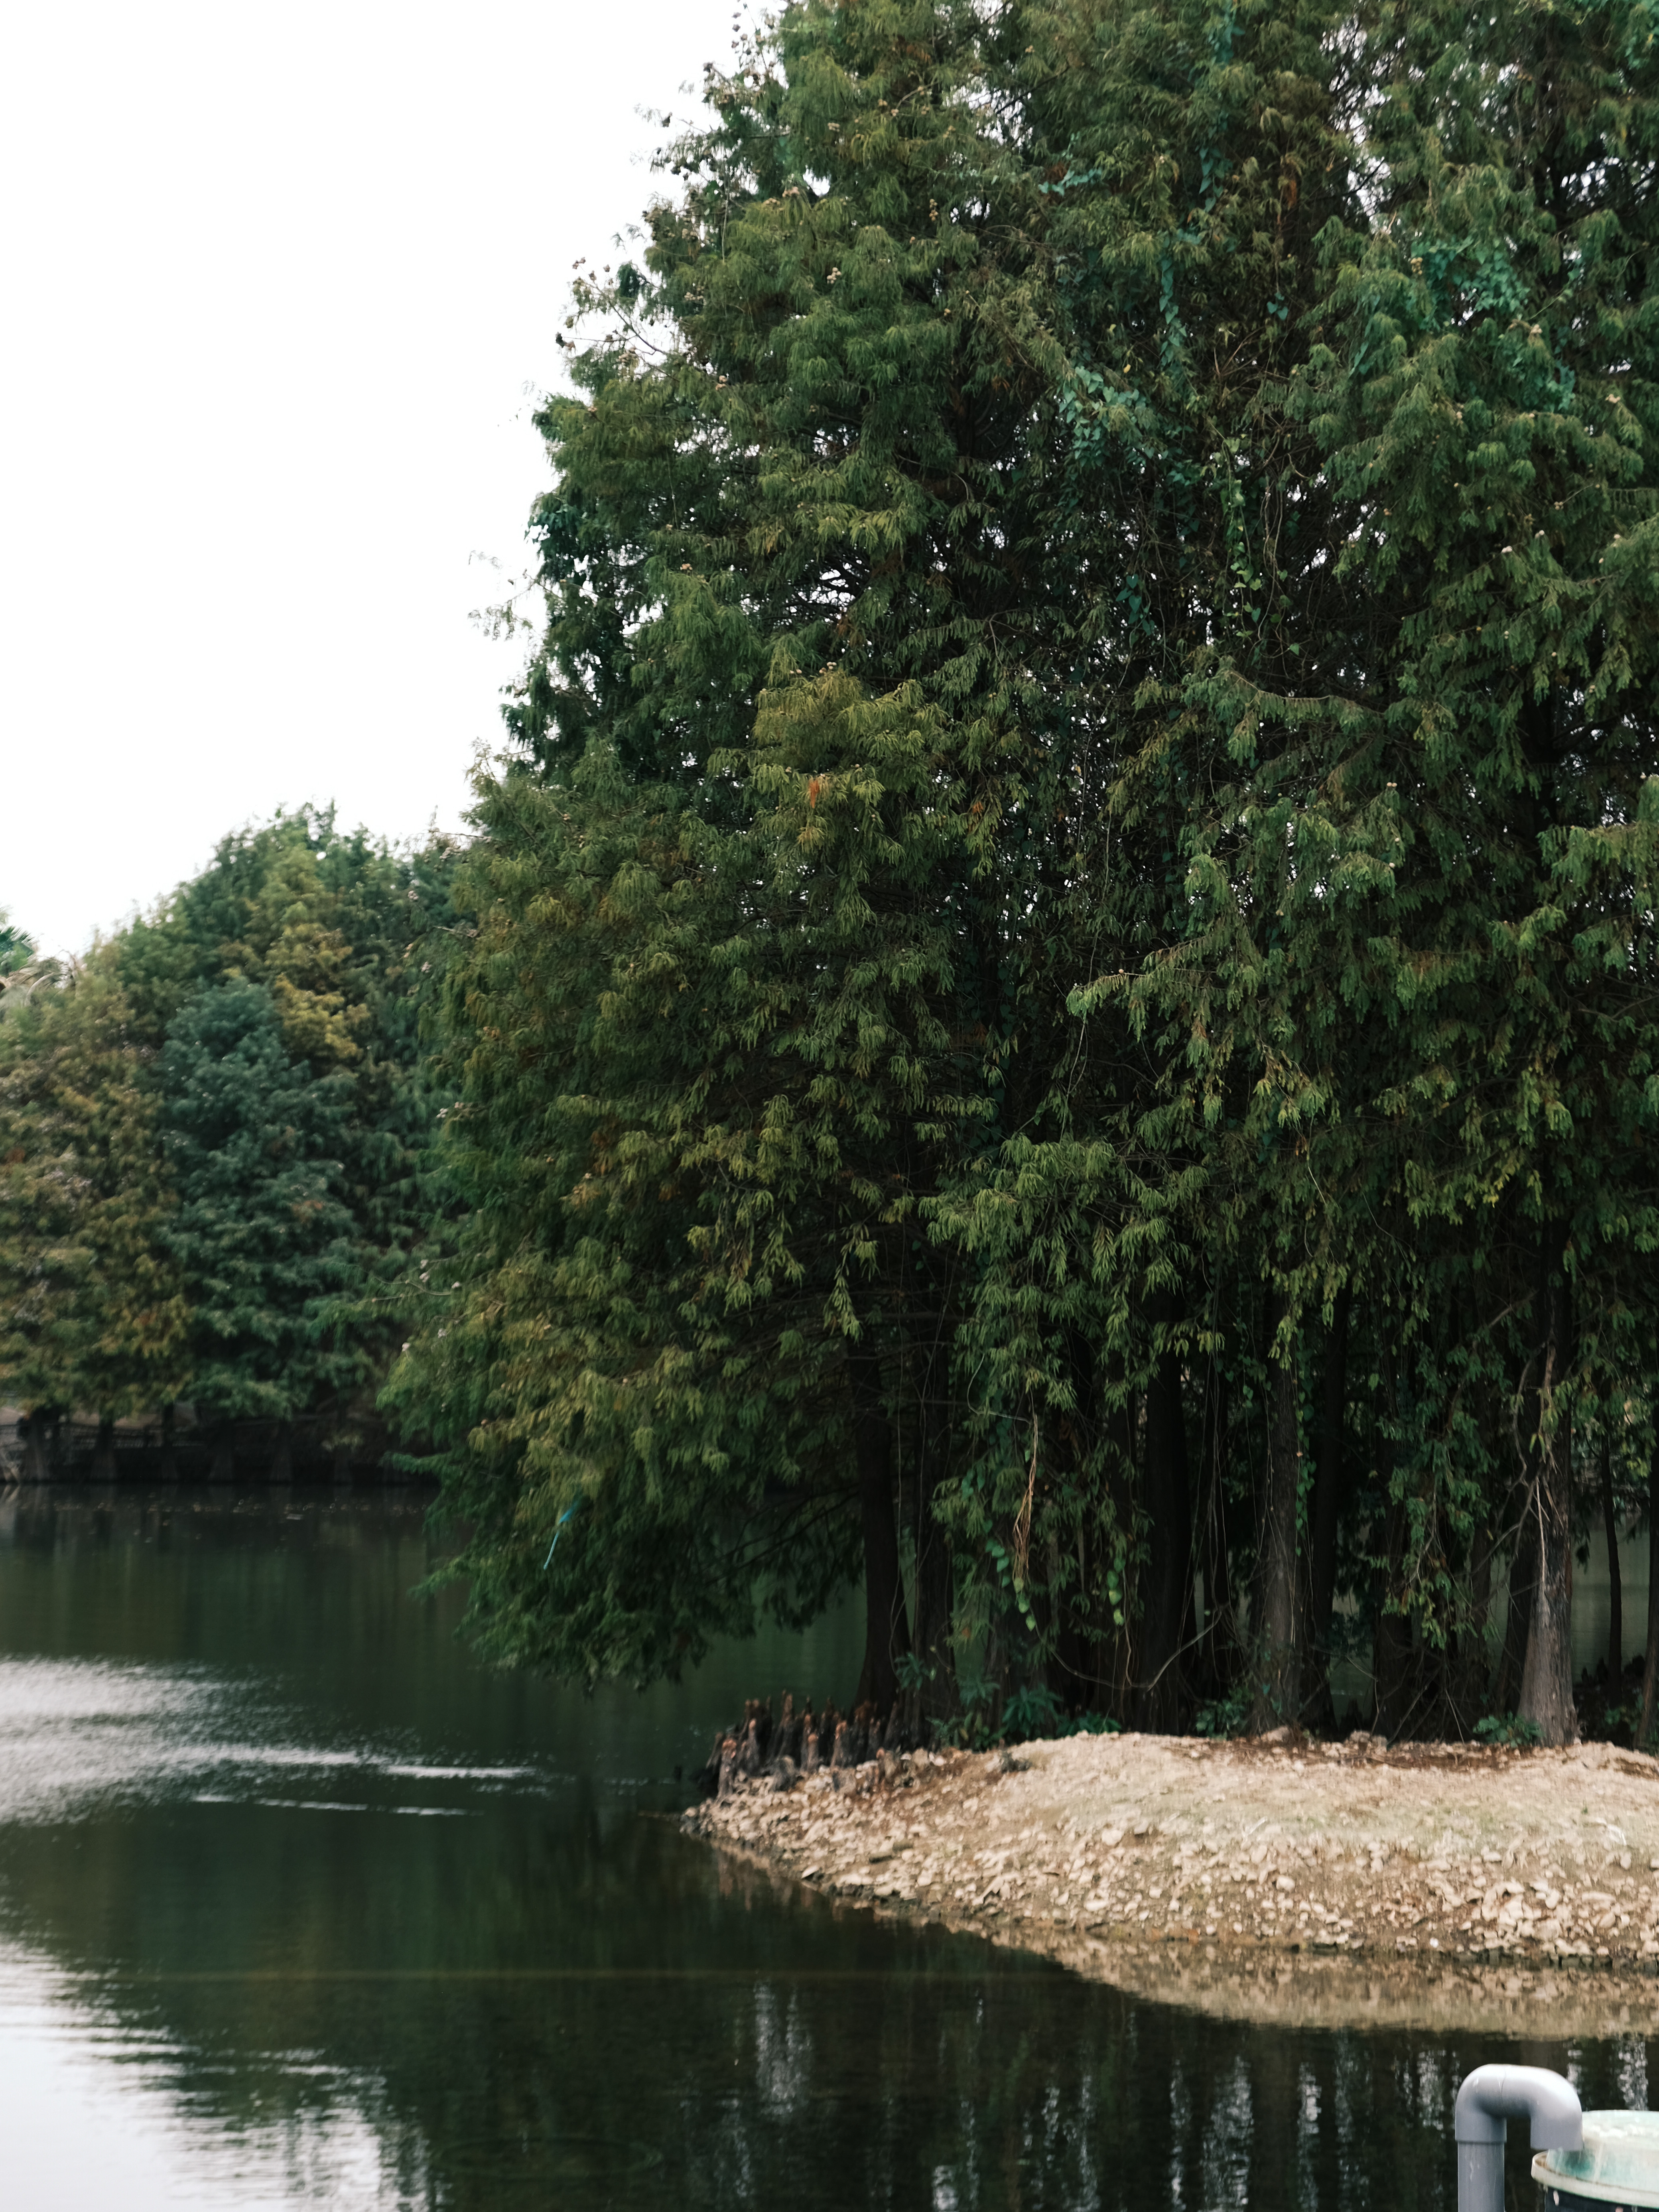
[0,1489,1645,2210]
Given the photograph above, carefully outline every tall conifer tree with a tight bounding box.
[405,0,1659,1740]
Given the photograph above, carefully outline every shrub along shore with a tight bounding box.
[683,1728,1659,2036]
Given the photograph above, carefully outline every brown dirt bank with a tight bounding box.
[681,1728,1659,2036]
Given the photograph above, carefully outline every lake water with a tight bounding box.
[0,1485,1647,2211]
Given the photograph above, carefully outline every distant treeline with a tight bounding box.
[0,810,458,1481]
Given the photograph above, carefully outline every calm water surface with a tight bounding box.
[0,1486,1647,2210]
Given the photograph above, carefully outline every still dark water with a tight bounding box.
[0,1487,1646,2211]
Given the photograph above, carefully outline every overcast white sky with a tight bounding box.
[1,0,737,957]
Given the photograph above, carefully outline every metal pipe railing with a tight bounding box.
[1456,2066,1583,2212]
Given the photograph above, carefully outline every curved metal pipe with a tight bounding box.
[1456,2066,1583,2212]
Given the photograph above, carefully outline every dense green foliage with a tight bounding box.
[0,942,189,1423]
[394,0,1659,1745]
[0,813,455,1463]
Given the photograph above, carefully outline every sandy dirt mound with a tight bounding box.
[683,1729,1659,2035]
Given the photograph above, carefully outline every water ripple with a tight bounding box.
[0,1658,542,1825]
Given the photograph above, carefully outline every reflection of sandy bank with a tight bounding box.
[686,1728,1659,2037]
[1014,1929,1659,2038]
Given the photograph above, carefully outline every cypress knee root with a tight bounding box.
[742,1699,773,1765]
[772,1691,803,1768]
[692,1732,725,1798]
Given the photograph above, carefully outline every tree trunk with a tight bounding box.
[1492,1493,1537,1716]
[911,1486,955,1724]
[22,1409,59,1482]
[1302,1287,1352,1726]
[1195,1357,1231,1700]
[1136,1300,1191,1733]
[851,1340,908,1716]
[1088,1386,1141,1720]
[1084,1507,1130,1724]
[1600,1426,1623,1692]
[1640,1438,1659,1746]
[1518,1219,1577,1745]
[1252,1293,1300,1731]
[1453,1512,1495,1735]
[1047,1328,1101,1712]
[1373,1483,1416,1738]
[905,1324,957,1727]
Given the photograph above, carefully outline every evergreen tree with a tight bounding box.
[394,0,1057,1696]
[0,815,457,1465]
[0,948,190,1438]
[406,0,1384,1722]
[1014,0,1659,1744]
[158,980,360,1438]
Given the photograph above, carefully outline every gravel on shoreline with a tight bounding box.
[680,1728,1659,2035]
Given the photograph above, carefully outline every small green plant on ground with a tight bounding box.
[1001,1683,1066,1740]
[1473,1713,1543,1748]
[934,1674,1121,1751]
[1194,1686,1253,1739]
